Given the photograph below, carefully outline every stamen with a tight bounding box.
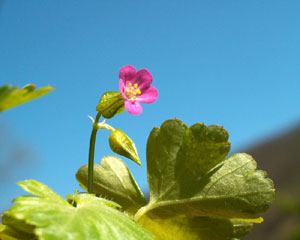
[133,92,136,95]
[136,89,141,95]
[127,89,131,93]
[131,87,134,90]
[134,83,138,89]
[128,83,132,87]
[133,96,136,100]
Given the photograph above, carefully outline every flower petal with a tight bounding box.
[125,100,143,115]
[137,86,158,103]
[119,66,137,85]
[119,78,127,99]
[134,69,153,91]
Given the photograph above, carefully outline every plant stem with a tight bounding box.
[88,112,101,193]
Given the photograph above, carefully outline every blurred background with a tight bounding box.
[0,1,299,239]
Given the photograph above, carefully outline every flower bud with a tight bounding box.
[109,129,141,165]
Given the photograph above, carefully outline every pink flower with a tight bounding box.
[119,66,158,115]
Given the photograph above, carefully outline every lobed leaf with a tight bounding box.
[76,156,147,216]
[0,180,153,240]
[0,84,54,112]
[137,215,252,240]
[135,119,275,240]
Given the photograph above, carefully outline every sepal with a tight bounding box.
[96,91,125,119]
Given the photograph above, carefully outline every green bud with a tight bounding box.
[109,129,141,165]
[96,91,125,119]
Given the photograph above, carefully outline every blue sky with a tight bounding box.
[1,1,300,210]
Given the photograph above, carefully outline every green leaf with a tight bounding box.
[0,84,54,112]
[1,180,153,240]
[76,156,147,216]
[135,119,275,240]
[137,216,252,240]
[96,91,125,119]
[0,223,35,240]
[109,129,141,165]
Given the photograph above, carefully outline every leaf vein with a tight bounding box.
[203,159,253,197]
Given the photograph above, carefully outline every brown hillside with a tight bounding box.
[242,123,300,240]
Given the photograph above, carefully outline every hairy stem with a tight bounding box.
[88,112,101,193]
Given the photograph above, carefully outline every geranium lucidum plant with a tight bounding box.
[0,67,275,240]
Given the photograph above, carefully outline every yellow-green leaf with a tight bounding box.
[76,156,146,216]
[1,180,153,240]
[0,84,54,112]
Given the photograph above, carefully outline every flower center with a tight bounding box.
[125,82,141,101]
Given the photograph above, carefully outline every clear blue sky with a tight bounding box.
[1,1,300,210]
